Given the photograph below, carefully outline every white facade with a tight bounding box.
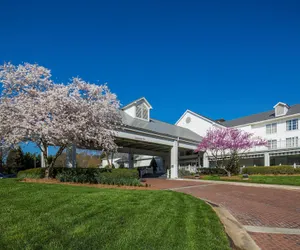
[236,114,300,153]
[176,102,300,167]
[56,98,300,178]
[176,110,223,137]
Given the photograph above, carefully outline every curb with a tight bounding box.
[204,199,261,250]
[174,178,300,191]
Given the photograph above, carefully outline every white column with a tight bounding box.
[128,152,134,169]
[203,152,209,168]
[264,152,270,166]
[170,140,178,179]
[66,144,76,168]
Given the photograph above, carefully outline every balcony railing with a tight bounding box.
[250,139,300,152]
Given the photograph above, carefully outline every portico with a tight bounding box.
[58,97,202,178]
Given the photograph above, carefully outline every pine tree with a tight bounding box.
[6,147,24,174]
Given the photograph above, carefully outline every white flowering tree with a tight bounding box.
[0,63,122,177]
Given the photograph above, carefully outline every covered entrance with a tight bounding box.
[43,97,203,178]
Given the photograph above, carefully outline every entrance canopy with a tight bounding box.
[60,98,203,179]
[118,110,202,150]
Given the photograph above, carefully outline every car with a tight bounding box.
[0,173,16,179]
[0,173,7,179]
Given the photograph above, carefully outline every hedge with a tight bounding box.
[17,168,45,179]
[18,167,141,186]
[198,168,227,176]
[242,166,300,175]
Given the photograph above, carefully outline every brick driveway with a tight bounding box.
[145,179,300,250]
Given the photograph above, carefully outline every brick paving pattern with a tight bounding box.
[249,232,300,250]
[145,179,300,250]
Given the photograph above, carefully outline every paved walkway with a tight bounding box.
[145,178,300,250]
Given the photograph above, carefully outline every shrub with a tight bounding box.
[17,168,45,179]
[105,168,139,179]
[56,168,140,186]
[104,164,115,169]
[94,169,141,186]
[55,168,109,183]
[17,167,141,186]
[178,169,191,177]
[198,168,227,176]
[242,166,300,175]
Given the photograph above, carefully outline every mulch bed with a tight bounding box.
[21,178,159,190]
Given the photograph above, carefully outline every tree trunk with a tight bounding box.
[224,168,231,177]
[43,150,49,178]
[44,145,66,179]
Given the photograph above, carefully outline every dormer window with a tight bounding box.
[122,97,152,121]
[136,103,149,120]
[273,102,289,117]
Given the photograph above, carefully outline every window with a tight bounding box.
[267,140,277,149]
[286,119,298,131]
[286,137,299,148]
[266,123,277,134]
[136,103,148,120]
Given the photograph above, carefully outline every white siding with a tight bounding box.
[123,105,136,118]
[236,115,300,152]
[176,111,223,137]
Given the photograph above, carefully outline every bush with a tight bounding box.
[198,168,227,176]
[94,169,141,186]
[17,167,141,186]
[178,169,191,177]
[54,168,111,183]
[104,168,139,179]
[104,164,115,169]
[242,166,300,175]
[17,168,45,179]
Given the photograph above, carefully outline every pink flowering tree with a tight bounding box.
[195,127,267,176]
[0,63,122,177]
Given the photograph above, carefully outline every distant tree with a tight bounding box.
[0,63,122,177]
[196,127,267,176]
[24,152,37,169]
[6,147,24,173]
[0,142,10,170]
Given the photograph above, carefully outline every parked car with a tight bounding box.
[0,173,6,179]
[0,173,16,179]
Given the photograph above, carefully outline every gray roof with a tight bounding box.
[222,104,300,127]
[120,111,202,142]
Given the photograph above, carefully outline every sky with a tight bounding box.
[1,0,300,126]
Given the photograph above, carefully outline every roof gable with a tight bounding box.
[122,97,152,110]
[273,102,289,109]
[175,109,225,127]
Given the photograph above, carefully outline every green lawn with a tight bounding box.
[0,179,230,250]
[201,175,300,186]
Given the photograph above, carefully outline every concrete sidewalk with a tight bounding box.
[176,178,300,191]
